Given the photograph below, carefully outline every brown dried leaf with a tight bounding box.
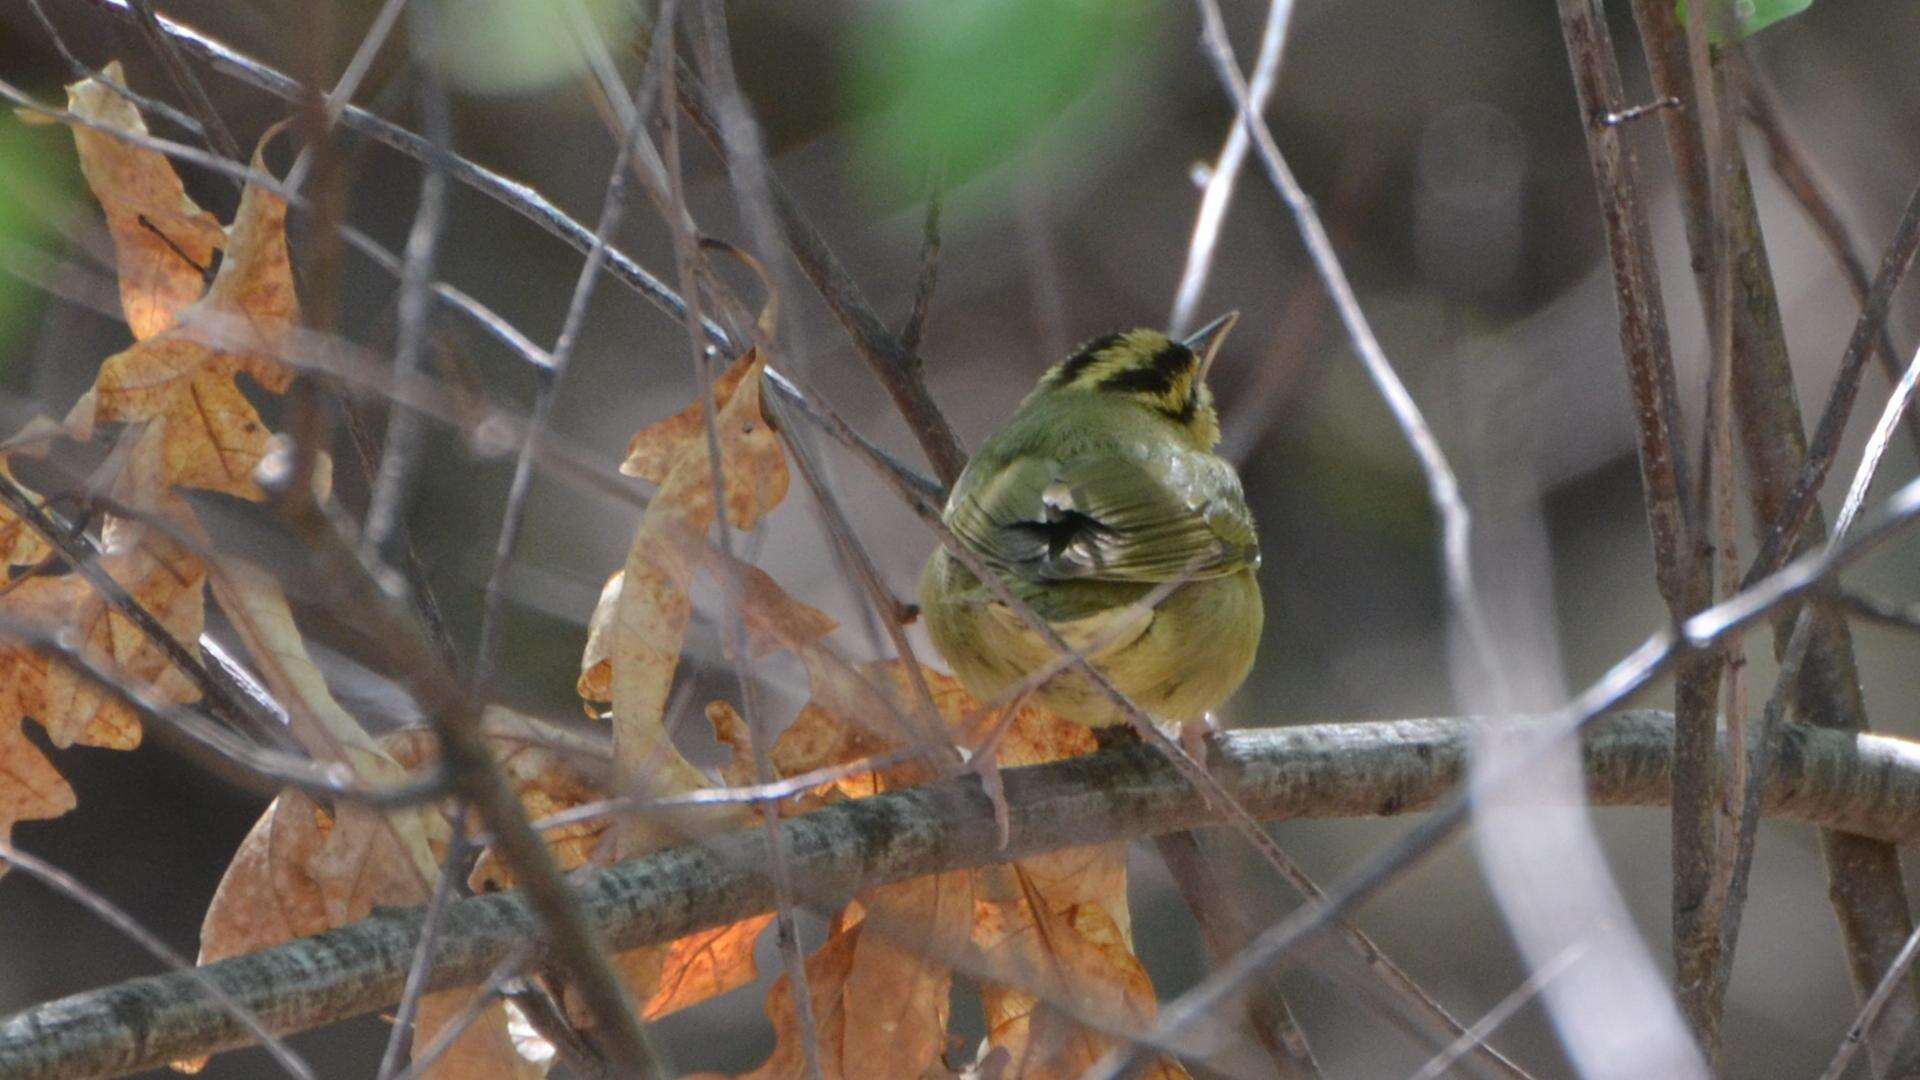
[62,62,225,341]
[0,513,206,752]
[71,130,297,499]
[644,913,774,1020]
[972,868,1185,1080]
[585,351,782,856]
[0,717,76,866]
[721,871,974,1080]
[197,756,535,1079]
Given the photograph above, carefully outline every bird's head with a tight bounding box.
[1031,312,1239,449]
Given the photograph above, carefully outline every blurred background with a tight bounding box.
[4,0,1920,1075]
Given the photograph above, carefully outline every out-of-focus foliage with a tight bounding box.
[843,0,1155,194]
[428,0,640,98]
[1677,0,1815,38]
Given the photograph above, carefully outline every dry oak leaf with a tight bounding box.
[579,348,788,703]
[701,871,976,1080]
[580,350,784,856]
[69,130,297,499]
[0,515,205,753]
[644,913,776,1020]
[197,748,538,1079]
[58,62,225,341]
[972,870,1187,1080]
[0,458,52,578]
[0,717,76,871]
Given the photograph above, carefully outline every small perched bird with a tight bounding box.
[919,313,1262,743]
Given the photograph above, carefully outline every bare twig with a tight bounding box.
[1739,176,1920,584]
[1190,0,1501,697]
[1839,591,1920,634]
[899,186,943,357]
[123,0,241,162]
[1561,0,1727,1049]
[263,491,665,1073]
[17,708,1920,1078]
[0,612,445,809]
[388,947,534,1080]
[49,2,948,506]
[675,74,969,487]
[1405,943,1589,1080]
[1167,0,1296,338]
[653,10,824,1076]
[376,805,472,1080]
[0,471,257,739]
[471,7,667,690]
[1630,0,1920,1056]
[23,0,207,138]
[1152,832,1320,1078]
[1739,61,1920,459]
[1822,924,1920,1080]
[362,0,452,556]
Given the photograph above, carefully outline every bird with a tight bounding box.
[918,313,1262,762]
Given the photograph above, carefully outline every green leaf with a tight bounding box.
[1675,0,1814,40]
[0,125,62,368]
[843,0,1153,195]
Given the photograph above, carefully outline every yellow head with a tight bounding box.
[1024,313,1238,451]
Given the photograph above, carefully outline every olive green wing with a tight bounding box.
[947,445,1259,584]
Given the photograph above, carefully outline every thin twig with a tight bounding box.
[0,470,257,738]
[377,805,472,1080]
[1631,0,1920,1055]
[654,12,825,1075]
[1739,175,1920,585]
[899,185,943,356]
[22,0,207,138]
[1739,60,1920,459]
[1167,0,1297,339]
[1404,942,1589,1080]
[45,3,948,505]
[266,488,666,1074]
[388,946,535,1080]
[0,612,446,808]
[471,7,668,690]
[362,0,452,556]
[1153,832,1320,1078]
[1839,590,1920,634]
[1613,0,1739,1049]
[675,73,968,487]
[1822,923,1920,1080]
[1190,0,1502,699]
[123,0,241,163]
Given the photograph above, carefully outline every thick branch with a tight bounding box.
[9,712,1920,1079]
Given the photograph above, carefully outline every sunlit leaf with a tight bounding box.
[644,914,775,1020]
[58,61,224,341]
[712,872,975,1080]
[69,127,297,499]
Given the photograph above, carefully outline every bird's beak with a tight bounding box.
[1184,310,1240,383]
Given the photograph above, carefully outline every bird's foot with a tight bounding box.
[1178,713,1222,765]
[964,699,1027,850]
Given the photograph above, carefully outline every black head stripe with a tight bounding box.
[1051,333,1126,386]
[1097,342,1194,397]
